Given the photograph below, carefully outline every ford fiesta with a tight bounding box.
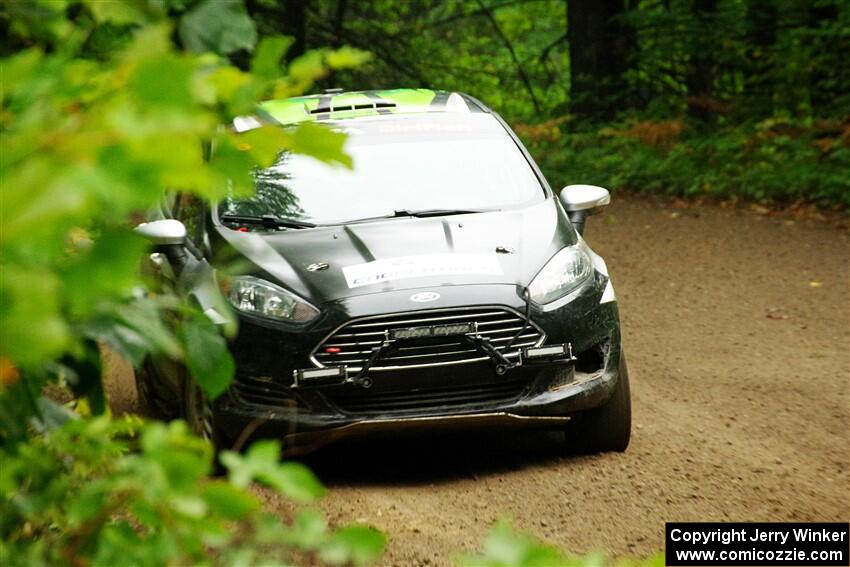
[134,89,631,455]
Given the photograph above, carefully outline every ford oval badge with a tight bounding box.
[410,291,440,303]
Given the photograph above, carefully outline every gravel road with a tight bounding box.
[107,195,850,565]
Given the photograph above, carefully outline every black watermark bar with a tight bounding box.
[666,523,849,566]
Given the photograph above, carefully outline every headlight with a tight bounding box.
[528,243,593,304]
[226,276,318,322]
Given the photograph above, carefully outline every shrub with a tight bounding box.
[0,416,385,566]
[527,119,850,207]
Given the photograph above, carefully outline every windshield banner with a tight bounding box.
[343,254,503,288]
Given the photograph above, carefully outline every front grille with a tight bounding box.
[324,378,529,415]
[312,306,545,371]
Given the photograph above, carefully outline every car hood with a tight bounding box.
[216,198,577,304]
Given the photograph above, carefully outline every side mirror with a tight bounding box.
[134,219,188,272]
[134,219,187,245]
[559,185,611,235]
[559,184,611,212]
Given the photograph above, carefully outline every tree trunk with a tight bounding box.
[808,0,840,116]
[283,0,309,61]
[324,0,348,88]
[245,0,309,62]
[686,0,718,123]
[743,0,778,119]
[567,0,636,121]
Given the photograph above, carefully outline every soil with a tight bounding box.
[106,195,850,566]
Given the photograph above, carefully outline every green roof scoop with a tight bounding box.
[248,89,479,127]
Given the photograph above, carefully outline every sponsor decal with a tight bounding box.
[392,322,473,339]
[343,254,502,288]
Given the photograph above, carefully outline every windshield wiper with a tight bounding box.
[345,208,491,224]
[393,208,489,218]
[220,213,316,229]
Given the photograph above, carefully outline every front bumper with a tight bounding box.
[216,338,622,452]
[215,278,622,451]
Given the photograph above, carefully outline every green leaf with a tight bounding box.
[130,54,196,110]
[319,526,387,566]
[139,421,211,488]
[202,66,252,106]
[286,50,328,87]
[179,0,257,56]
[325,46,372,70]
[209,135,258,198]
[0,48,43,103]
[283,509,328,549]
[179,313,234,400]
[61,228,148,318]
[159,450,210,491]
[0,265,69,368]
[291,122,352,168]
[122,22,172,62]
[86,297,183,366]
[458,521,567,567]
[84,0,149,25]
[171,494,208,518]
[67,480,109,526]
[262,462,326,503]
[201,481,259,520]
[233,126,294,168]
[221,440,325,502]
[1,160,90,255]
[220,439,281,487]
[252,36,293,81]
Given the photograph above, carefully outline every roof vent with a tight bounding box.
[309,101,397,114]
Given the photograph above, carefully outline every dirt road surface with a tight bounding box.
[107,195,850,565]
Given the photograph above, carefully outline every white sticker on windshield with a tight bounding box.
[343,254,503,288]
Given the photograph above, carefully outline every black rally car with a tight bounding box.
[134,89,630,454]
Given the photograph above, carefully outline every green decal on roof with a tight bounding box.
[257,89,466,125]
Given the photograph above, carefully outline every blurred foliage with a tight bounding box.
[458,521,665,567]
[1,1,382,565]
[0,0,365,434]
[267,0,849,207]
[0,416,385,566]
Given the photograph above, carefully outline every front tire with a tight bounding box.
[134,359,174,419]
[184,376,221,446]
[567,350,632,453]
[184,376,232,475]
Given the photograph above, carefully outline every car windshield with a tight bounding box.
[219,113,545,225]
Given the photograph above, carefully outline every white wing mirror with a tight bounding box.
[559,184,611,212]
[134,219,187,245]
[559,185,611,235]
[134,219,189,272]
